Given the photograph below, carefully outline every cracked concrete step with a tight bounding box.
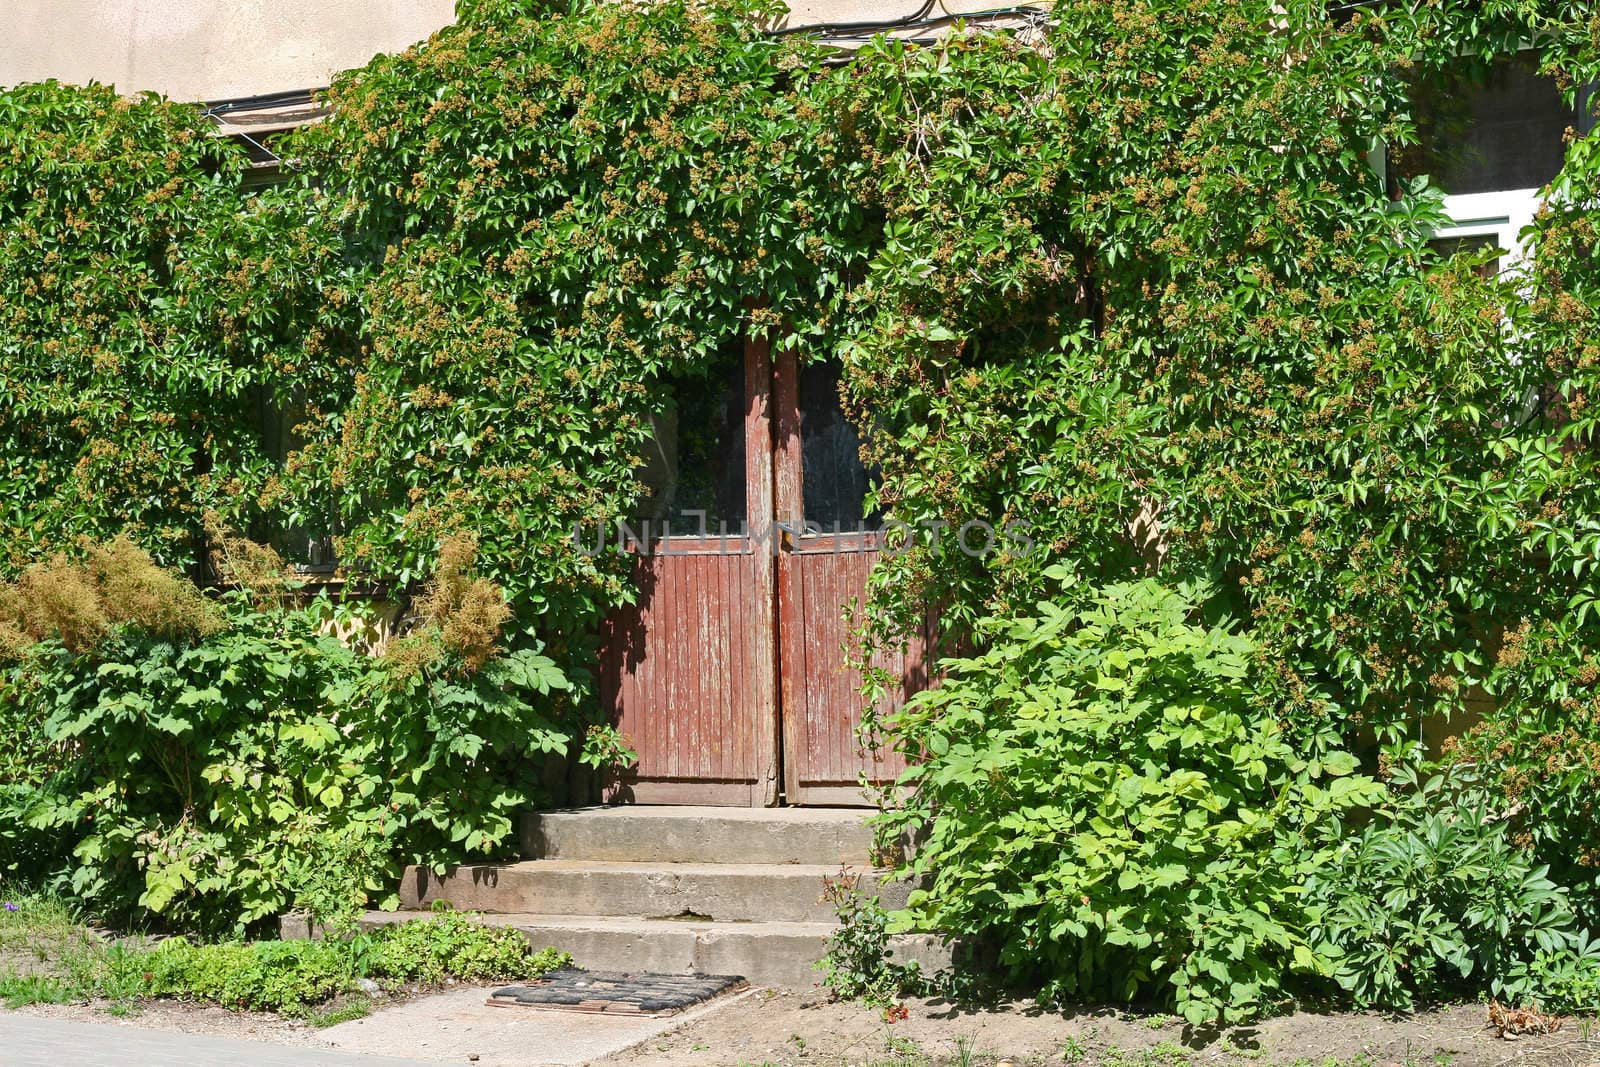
[519,806,881,866]
[360,911,950,990]
[396,860,908,924]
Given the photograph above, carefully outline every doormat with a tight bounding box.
[487,968,746,1016]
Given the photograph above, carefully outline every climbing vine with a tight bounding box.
[268,0,861,649]
[829,0,1600,756]
[0,84,270,573]
[0,0,1598,795]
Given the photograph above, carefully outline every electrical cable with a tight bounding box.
[769,0,936,37]
[200,87,321,119]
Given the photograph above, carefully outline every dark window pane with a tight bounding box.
[1428,234,1502,279]
[635,343,747,535]
[1430,54,1572,196]
[798,360,879,530]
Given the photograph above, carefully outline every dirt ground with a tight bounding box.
[591,989,1600,1067]
[13,996,328,1047]
[9,987,1600,1066]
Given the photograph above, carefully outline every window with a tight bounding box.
[633,340,749,538]
[1397,53,1591,272]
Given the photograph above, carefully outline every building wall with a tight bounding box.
[0,0,1039,103]
[0,1,458,101]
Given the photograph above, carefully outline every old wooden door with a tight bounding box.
[599,339,927,806]
[772,351,925,805]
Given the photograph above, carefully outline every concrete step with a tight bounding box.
[398,860,909,924]
[519,806,880,866]
[359,910,950,990]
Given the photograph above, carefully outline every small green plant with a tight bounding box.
[1307,757,1600,1012]
[816,870,921,1007]
[579,723,640,772]
[0,897,569,1017]
[308,998,373,1028]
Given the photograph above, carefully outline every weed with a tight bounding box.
[0,973,74,1008]
[309,998,374,1027]
[816,870,922,1007]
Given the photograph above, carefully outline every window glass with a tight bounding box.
[1411,54,1573,196]
[634,343,747,535]
[798,360,880,531]
[1427,233,1502,278]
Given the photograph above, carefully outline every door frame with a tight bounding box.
[600,333,925,806]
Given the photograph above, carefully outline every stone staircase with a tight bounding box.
[359,806,946,988]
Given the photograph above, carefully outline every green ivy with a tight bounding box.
[3,1,1595,749]
[0,83,276,572]
[268,0,859,646]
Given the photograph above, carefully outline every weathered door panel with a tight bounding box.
[774,350,928,807]
[600,337,779,806]
[776,532,926,805]
[601,537,776,804]
[599,337,930,807]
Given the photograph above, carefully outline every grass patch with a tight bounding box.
[307,997,374,1028]
[0,889,569,1018]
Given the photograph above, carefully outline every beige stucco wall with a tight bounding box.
[781,0,1040,28]
[0,1,457,101]
[1,0,1043,103]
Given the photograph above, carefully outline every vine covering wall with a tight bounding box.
[0,0,1598,867]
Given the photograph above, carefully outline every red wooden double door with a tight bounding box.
[598,337,930,806]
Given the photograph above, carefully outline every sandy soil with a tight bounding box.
[590,989,1600,1067]
[8,988,1599,1066]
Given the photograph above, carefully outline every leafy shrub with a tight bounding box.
[0,897,568,1016]
[817,871,922,1006]
[1306,759,1600,1012]
[880,580,1380,1024]
[140,914,567,1014]
[362,911,563,987]
[1444,620,1600,916]
[3,542,573,936]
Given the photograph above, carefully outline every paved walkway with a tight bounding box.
[0,1014,440,1067]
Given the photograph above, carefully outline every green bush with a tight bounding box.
[0,898,568,1016]
[139,914,567,1014]
[1306,759,1600,1012]
[816,873,923,1006]
[2,541,573,936]
[1445,619,1600,917]
[880,579,1380,1024]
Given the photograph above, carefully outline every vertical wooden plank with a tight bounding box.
[830,556,850,781]
[746,330,780,806]
[809,558,831,786]
[772,342,806,803]
[708,556,724,778]
[724,553,742,778]
[682,559,698,777]
[663,556,681,781]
